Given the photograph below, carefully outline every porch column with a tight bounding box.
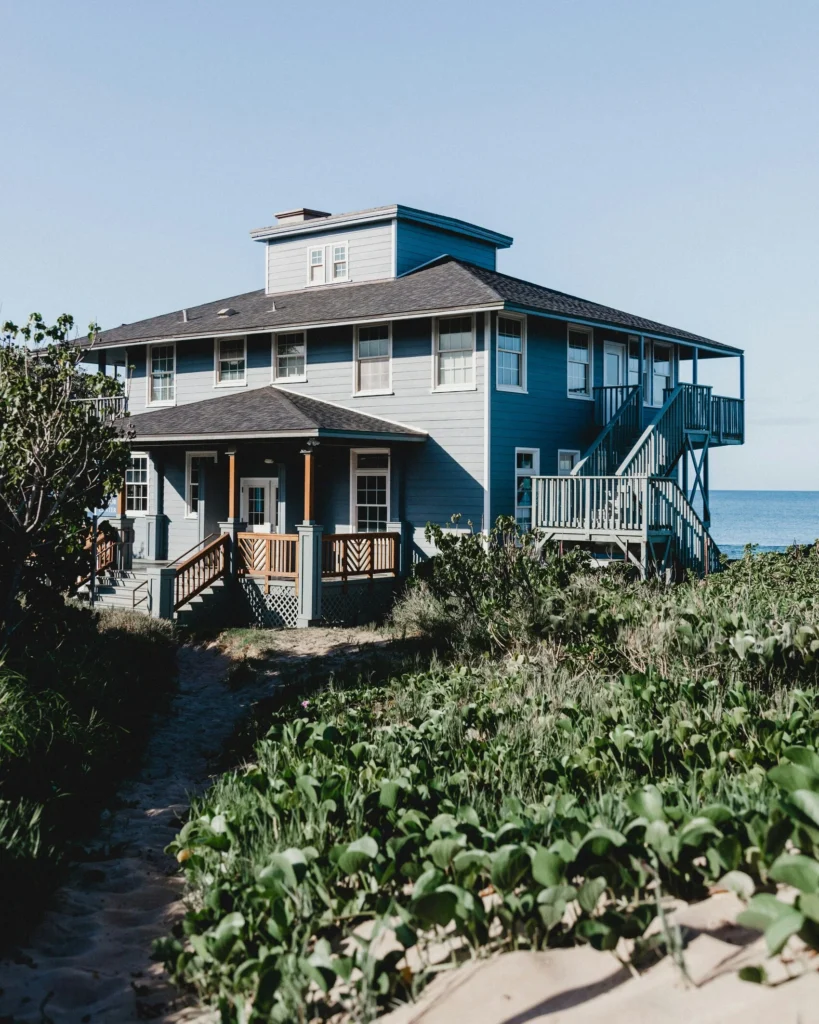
[387,520,410,576]
[219,449,245,577]
[111,484,134,572]
[692,347,699,386]
[296,524,323,627]
[638,336,645,407]
[303,443,316,524]
[143,451,168,561]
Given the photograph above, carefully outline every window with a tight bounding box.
[185,452,217,518]
[434,315,475,390]
[149,344,175,404]
[515,448,540,529]
[125,454,148,514]
[332,243,348,281]
[308,246,325,285]
[558,449,580,476]
[351,450,390,532]
[497,315,526,390]
[274,332,306,381]
[355,324,391,394]
[567,326,592,398]
[653,343,673,406]
[215,337,246,386]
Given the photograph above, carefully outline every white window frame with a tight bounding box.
[147,342,176,406]
[306,245,326,287]
[272,331,307,383]
[431,314,476,393]
[349,448,391,533]
[125,452,149,516]
[514,447,540,529]
[352,322,393,396]
[566,324,593,401]
[496,313,527,393]
[557,449,581,476]
[331,240,349,282]
[213,336,247,388]
[185,451,218,519]
[240,476,278,533]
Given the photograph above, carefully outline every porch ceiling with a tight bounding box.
[121,386,427,444]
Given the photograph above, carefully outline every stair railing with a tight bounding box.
[173,533,229,611]
[648,477,722,575]
[572,385,643,477]
[616,383,713,478]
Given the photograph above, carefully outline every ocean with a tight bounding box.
[710,491,819,560]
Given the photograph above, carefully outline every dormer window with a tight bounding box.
[332,243,348,281]
[308,247,324,285]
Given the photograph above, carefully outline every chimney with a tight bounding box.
[274,207,331,225]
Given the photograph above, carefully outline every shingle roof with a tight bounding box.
[124,386,427,442]
[86,257,741,355]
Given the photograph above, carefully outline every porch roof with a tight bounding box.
[122,386,427,444]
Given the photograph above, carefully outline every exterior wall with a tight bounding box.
[266,221,394,294]
[396,221,497,275]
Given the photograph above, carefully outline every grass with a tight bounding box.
[0,603,177,941]
[157,538,819,1022]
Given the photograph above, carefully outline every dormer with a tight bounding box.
[250,204,513,295]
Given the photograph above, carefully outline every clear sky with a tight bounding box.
[2,0,817,489]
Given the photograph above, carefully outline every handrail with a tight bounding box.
[572,386,643,477]
[167,532,219,568]
[237,533,299,589]
[648,478,722,576]
[132,577,150,611]
[174,533,229,610]
[71,395,129,419]
[77,530,118,587]
[322,532,400,580]
[616,383,713,478]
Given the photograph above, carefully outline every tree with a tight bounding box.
[0,313,130,639]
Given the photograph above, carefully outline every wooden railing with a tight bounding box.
[77,530,119,586]
[237,533,298,585]
[71,395,129,420]
[710,396,744,444]
[617,383,712,478]
[322,533,400,581]
[648,478,722,576]
[174,533,229,610]
[574,386,643,477]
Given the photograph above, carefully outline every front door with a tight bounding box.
[240,477,278,533]
[603,341,627,421]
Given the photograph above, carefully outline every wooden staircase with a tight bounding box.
[534,383,744,578]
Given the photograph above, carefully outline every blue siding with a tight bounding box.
[396,221,497,275]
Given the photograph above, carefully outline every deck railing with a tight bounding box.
[573,386,643,477]
[71,395,129,420]
[710,396,744,444]
[237,532,299,588]
[77,529,119,586]
[322,532,400,581]
[174,533,229,610]
[617,383,712,478]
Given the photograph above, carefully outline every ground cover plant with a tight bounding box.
[159,531,819,1022]
[0,604,176,939]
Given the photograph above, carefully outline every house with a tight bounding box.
[81,203,745,626]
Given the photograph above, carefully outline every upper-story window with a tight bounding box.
[308,246,325,285]
[125,453,149,514]
[215,337,246,386]
[274,332,306,382]
[354,324,391,394]
[652,343,673,406]
[497,315,526,391]
[433,315,475,391]
[148,343,175,404]
[332,243,348,281]
[567,326,592,399]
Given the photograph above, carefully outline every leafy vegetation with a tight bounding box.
[159,533,819,1022]
[0,605,176,939]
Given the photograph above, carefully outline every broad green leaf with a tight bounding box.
[578,827,626,853]
[576,917,618,950]
[538,901,566,930]
[491,845,530,892]
[412,868,444,898]
[379,781,401,809]
[452,849,490,878]
[738,965,767,984]
[578,876,607,914]
[768,763,819,793]
[627,785,665,822]
[764,907,804,955]
[410,888,458,928]
[338,836,379,875]
[428,835,467,869]
[798,891,819,924]
[782,746,819,777]
[768,854,819,893]
[532,848,565,887]
[258,854,298,891]
[737,893,794,933]
[296,775,319,805]
[677,816,722,848]
[789,789,819,828]
[717,870,755,900]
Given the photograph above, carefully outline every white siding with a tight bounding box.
[266,222,393,294]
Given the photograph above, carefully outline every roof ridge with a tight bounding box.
[270,386,426,436]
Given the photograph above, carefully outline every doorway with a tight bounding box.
[240,477,278,533]
[602,341,627,421]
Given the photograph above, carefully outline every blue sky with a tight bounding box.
[1,0,817,489]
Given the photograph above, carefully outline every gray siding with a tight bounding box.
[266,222,393,294]
[396,221,497,275]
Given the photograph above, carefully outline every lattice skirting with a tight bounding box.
[321,579,397,626]
[239,578,299,628]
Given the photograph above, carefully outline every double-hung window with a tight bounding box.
[274,332,306,381]
[351,450,390,532]
[434,315,475,390]
[652,343,673,406]
[125,453,149,514]
[332,242,348,281]
[215,337,246,386]
[149,343,175,404]
[355,324,391,394]
[308,246,325,285]
[515,448,540,529]
[497,315,526,390]
[567,326,592,398]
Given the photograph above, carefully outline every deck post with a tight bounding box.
[143,564,176,619]
[296,523,323,627]
[638,337,645,416]
[143,451,167,561]
[302,441,318,525]
[387,519,409,576]
[739,352,745,401]
[692,347,698,385]
[222,450,244,577]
